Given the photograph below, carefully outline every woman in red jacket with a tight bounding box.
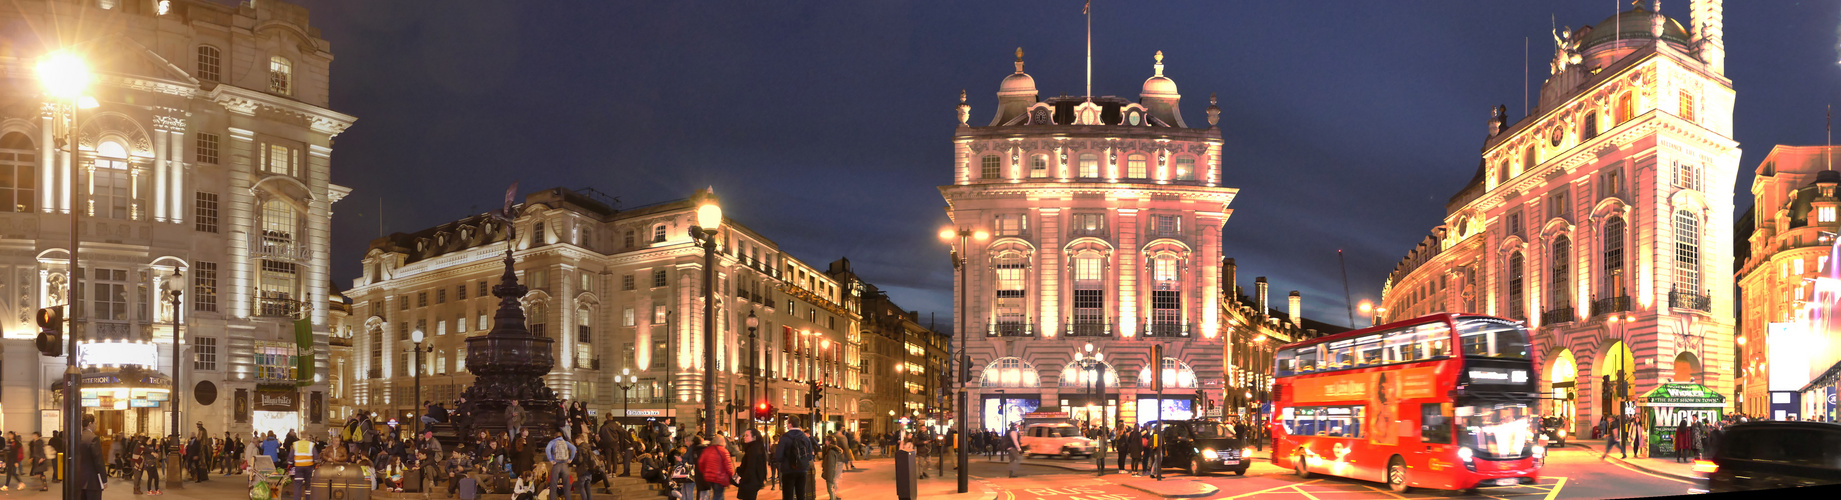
[698,435,735,500]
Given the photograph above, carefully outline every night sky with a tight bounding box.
[297,0,1841,329]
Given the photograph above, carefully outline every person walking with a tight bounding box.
[1600,416,1625,459]
[699,435,735,500]
[819,433,843,500]
[290,429,317,500]
[736,429,768,500]
[1005,423,1023,478]
[546,426,578,499]
[1146,426,1165,481]
[140,438,163,496]
[771,417,815,500]
[506,401,526,439]
[1,431,23,490]
[1673,418,1690,463]
[76,415,105,500]
[27,433,48,492]
[1120,426,1138,474]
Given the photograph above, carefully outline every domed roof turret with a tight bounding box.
[1140,51,1178,99]
[1580,6,1690,51]
[998,47,1037,98]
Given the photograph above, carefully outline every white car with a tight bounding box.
[1021,423,1096,459]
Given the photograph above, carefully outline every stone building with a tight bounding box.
[1734,146,1840,419]
[941,47,1236,431]
[1379,1,1736,435]
[0,0,351,438]
[1217,258,1347,422]
[345,188,880,436]
[829,260,952,433]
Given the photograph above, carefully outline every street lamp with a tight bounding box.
[40,49,95,500]
[614,368,636,422]
[409,329,433,435]
[162,270,184,446]
[746,310,759,433]
[690,188,722,439]
[939,225,987,493]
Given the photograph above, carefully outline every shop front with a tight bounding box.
[1640,382,1725,459]
[252,385,302,438]
[52,367,173,439]
[1134,394,1195,423]
[981,394,1041,431]
[1059,393,1118,428]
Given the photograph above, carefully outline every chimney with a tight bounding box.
[1690,0,1725,75]
[1255,277,1269,317]
[1222,258,1238,302]
[1289,291,1302,327]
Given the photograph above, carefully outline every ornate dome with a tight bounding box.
[1580,7,1691,51]
[1141,50,1178,99]
[998,47,1037,97]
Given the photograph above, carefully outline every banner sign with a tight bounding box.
[1639,383,1725,405]
[1291,366,1440,404]
[255,388,299,411]
[625,409,665,417]
[78,342,159,368]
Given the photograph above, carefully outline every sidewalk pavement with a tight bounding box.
[1602,453,1700,482]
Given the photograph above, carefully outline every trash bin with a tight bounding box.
[894,450,917,500]
[319,464,370,500]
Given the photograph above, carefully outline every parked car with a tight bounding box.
[1694,421,1841,493]
[1020,423,1095,459]
[1540,417,1569,447]
[1146,419,1250,476]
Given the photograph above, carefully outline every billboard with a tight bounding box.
[1768,323,1812,392]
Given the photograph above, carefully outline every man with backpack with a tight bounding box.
[772,417,816,500]
[546,427,578,500]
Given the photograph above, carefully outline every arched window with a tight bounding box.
[1173,156,1196,181]
[1550,236,1571,309]
[652,224,666,243]
[196,45,221,82]
[1522,145,1536,174]
[268,56,292,95]
[1030,154,1048,178]
[0,132,36,213]
[94,141,131,220]
[527,302,548,337]
[1615,93,1634,123]
[1497,160,1509,185]
[1673,210,1700,295]
[979,357,1041,388]
[1507,252,1525,320]
[980,155,1001,180]
[1137,357,1198,389]
[1078,153,1099,178]
[1127,154,1147,179]
[261,199,299,253]
[1059,360,1120,388]
[1603,216,1626,298]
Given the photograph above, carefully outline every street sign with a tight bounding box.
[1204,409,1223,417]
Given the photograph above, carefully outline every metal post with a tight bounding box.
[955,231,969,493]
[62,93,82,500]
[414,343,422,436]
[748,315,758,434]
[168,279,183,456]
[703,232,717,439]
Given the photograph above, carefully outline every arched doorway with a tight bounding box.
[980,357,1042,431]
[1060,358,1121,427]
[1594,341,1636,422]
[1548,350,1578,430]
[1673,352,1702,384]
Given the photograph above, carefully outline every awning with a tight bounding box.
[49,370,173,392]
[1637,382,1725,406]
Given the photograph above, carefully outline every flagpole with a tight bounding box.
[1085,0,1092,100]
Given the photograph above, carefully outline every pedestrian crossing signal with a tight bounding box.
[35,307,62,357]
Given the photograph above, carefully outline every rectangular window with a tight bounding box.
[193,336,218,371]
[192,261,218,312]
[653,305,667,324]
[1078,154,1099,178]
[89,268,129,323]
[1506,212,1522,236]
[265,144,296,176]
[478,312,489,331]
[195,46,221,82]
[269,57,292,95]
[457,284,467,300]
[1030,155,1048,178]
[457,315,468,333]
[529,269,547,290]
[1678,90,1697,123]
[400,295,409,310]
[1600,168,1624,198]
[653,269,667,288]
[195,133,219,164]
[623,307,636,327]
[1420,403,1454,444]
[1546,190,1568,220]
[580,272,592,293]
[1174,157,1197,181]
[418,292,428,307]
[437,288,447,304]
[1672,160,1701,191]
[1127,155,1147,179]
[1071,213,1103,235]
[0,146,34,213]
[1153,215,1181,235]
[1821,206,1837,223]
[437,319,448,336]
[981,156,1001,180]
[623,274,635,291]
[994,213,1027,236]
[92,165,130,220]
[479,281,489,297]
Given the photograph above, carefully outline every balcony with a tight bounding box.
[88,321,131,339]
[986,321,1035,337]
[250,233,312,261]
[1064,320,1113,337]
[575,357,602,370]
[1590,295,1632,318]
[367,368,382,379]
[1142,321,1191,338]
[1669,290,1711,313]
[1540,307,1576,325]
[255,292,304,318]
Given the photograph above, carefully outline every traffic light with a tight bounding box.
[35,307,63,357]
[812,383,825,405]
[754,401,774,421]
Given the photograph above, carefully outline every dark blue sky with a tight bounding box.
[302,0,1840,328]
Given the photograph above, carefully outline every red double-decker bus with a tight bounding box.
[1268,313,1543,492]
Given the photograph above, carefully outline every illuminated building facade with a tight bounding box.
[1735,146,1841,420]
[834,266,952,433]
[0,0,349,438]
[1379,1,1737,435]
[941,48,1235,431]
[347,188,873,435]
[1217,258,1346,423]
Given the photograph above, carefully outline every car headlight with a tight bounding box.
[1557,429,1566,438]
[1201,449,1219,460]
[1243,447,1254,457]
[1456,447,1473,462]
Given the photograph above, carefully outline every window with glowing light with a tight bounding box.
[1674,210,1700,295]
[994,213,1027,236]
[1078,153,1099,178]
[653,225,666,243]
[1550,236,1570,309]
[269,56,292,95]
[94,141,132,220]
[1603,216,1626,297]
[1174,156,1196,181]
[1522,145,1536,176]
[1071,213,1103,235]
[1820,206,1837,223]
[1506,252,1524,320]
[1615,93,1634,123]
[1127,154,1148,179]
[1678,90,1697,123]
[1030,154,1048,178]
[1672,160,1701,191]
[1073,255,1104,329]
[0,133,36,213]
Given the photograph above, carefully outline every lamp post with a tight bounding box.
[939,226,987,493]
[409,329,432,436]
[614,368,636,422]
[688,188,723,439]
[40,50,94,500]
[746,310,759,433]
[162,270,184,445]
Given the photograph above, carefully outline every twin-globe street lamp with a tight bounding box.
[690,188,722,439]
[938,226,987,493]
[40,49,98,500]
[614,368,636,421]
[409,329,433,436]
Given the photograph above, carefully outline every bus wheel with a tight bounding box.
[1386,457,1409,493]
[1293,454,1311,478]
